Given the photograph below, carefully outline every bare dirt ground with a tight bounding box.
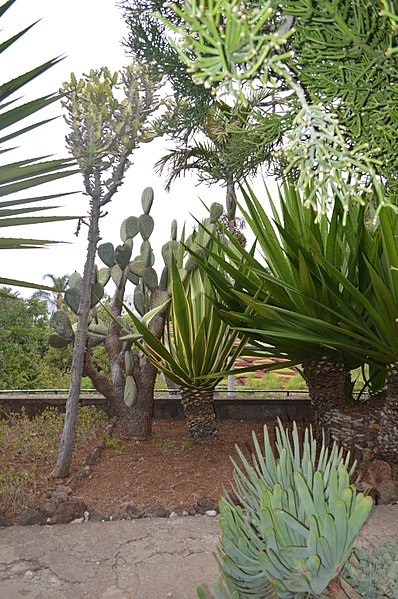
[68,418,281,515]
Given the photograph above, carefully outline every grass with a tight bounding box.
[0,406,107,514]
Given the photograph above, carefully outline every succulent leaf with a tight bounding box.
[51,310,73,339]
[141,186,154,215]
[139,214,154,240]
[120,215,140,241]
[133,287,145,316]
[111,264,123,286]
[97,267,111,287]
[143,267,158,291]
[140,239,152,268]
[68,271,83,291]
[124,375,137,406]
[98,242,116,267]
[115,244,132,270]
[91,283,104,307]
[48,333,72,349]
[130,256,145,277]
[65,287,81,314]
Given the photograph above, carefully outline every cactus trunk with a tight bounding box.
[180,388,217,444]
[303,358,353,433]
[378,362,398,462]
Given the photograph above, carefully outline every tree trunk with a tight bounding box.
[117,357,157,439]
[55,185,102,477]
[378,361,398,462]
[303,357,353,433]
[181,388,217,444]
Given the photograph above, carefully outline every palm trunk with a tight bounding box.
[378,361,398,462]
[303,357,353,432]
[180,388,217,444]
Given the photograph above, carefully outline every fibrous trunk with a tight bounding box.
[378,361,398,462]
[180,387,217,444]
[303,357,353,433]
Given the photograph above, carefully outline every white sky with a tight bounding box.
[1,0,267,297]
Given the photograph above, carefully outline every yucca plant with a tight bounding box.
[126,217,248,443]
[198,419,372,599]
[0,0,78,290]
[190,180,379,431]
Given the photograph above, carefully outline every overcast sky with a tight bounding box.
[2,0,267,297]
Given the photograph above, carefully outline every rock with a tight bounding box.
[84,446,102,466]
[0,510,11,527]
[86,505,108,522]
[75,465,91,480]
[196,496,218,515]
[366,460,393,486]
[171,504,197,516]
[144,506,170,518]
[205,510,217,517]
[376,481,398,505]
[16,509,47,526]
[40,501,57,518]
[111,502,145,520]
[48,500,87,525]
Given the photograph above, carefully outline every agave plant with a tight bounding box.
[126,214,248,443]
[0,0,78,290]
[203,419,372,599]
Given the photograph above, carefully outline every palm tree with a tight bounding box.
[33,273,70,311]
[0,0,77,291]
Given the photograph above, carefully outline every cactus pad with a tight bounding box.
[120,216,139,241]
[65,287,81,314]
[48,333,72,349]
[133,287,145,316]
[68,271,83,291]
[139,214,154,240]
[98,242,116,267]
[143,267,158,291]
[124,375,137,406]
[97,267,111,287]
[91,283,104,307]
[51,310,74,339]
[141,187,154,215]
[171,219,177,241]
[130,256,145,277]
[115,244,132,270]
[111,264,123,286]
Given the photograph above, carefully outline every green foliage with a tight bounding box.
[127,212,248,391]
[342,542,398,598]
[0,289,50,388]
[215,419,372,598]
[158,0,398,213]
[0,406,107,512]
[0,0,78,289]
[103,432,125,451]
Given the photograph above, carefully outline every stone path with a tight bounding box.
[0,507,397,599]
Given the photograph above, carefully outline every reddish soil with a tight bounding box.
[69,418,281,515]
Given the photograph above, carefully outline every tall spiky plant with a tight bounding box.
[126,206,248,443]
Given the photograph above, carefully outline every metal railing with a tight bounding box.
[0,388,368,399]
